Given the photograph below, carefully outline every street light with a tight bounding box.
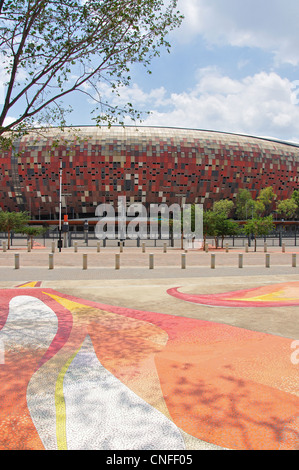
[58,160,63,252]
[84,219,89,245]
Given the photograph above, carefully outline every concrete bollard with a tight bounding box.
[142,242,146,253]
[264,242,267,253]
[2,241,6,252]
[265,253,270,268]
[211,254,215,269]
[83,254,88,270]
[245,243,249,253]
[27,241,31,252]
[292,254,297,268]
[238,254,243,268]
[181,253,186,269]
[225,243,229,253]
[163,242,167,253]
[115,254,120,270]
[74,242,78,253]
[97,241,101,253]
[51,241,55,253]
[149,253,154,270]
[14,254,20,270]
[49,253,54,270]
[282,243,286,253]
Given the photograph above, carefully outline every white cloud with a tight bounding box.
[3,116,17,126]
[96,81,169,108]
[177,0,299,65]
[137,68,299,143]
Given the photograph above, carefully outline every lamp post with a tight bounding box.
[118,196,126,246]
[58,160,63,252]
[280,218,284,247]
[84,219,89,245]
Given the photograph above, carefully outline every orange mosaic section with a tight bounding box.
[0,351,46,450]
[155,332,298,450]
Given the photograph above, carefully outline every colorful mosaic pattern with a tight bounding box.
[1,126,299,218]
[168,281,299,308]
[0,285,298,450]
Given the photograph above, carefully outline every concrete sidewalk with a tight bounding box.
[1,245,299,267]
[1,264,299,282]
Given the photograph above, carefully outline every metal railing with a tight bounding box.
[1,231,299,249]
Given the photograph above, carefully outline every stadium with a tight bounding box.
[1,125,299,220]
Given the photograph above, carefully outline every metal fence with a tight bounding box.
[1,230,299,249]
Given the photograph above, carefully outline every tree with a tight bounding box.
[203,210,217,247]
[235,189,255,220]
[0,0,183,148]
[203,210,237,249]
[16,224,47,247]
[257,187,277,216]
[291,190,299,218]
[253,200,266,217]
[235,188,265,219]
[277,199,298,220]
[213,200,234,218]
[242,216,275,252]
[214,214,240,249]
[0,211,29,248]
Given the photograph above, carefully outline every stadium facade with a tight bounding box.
[1,126,299,219]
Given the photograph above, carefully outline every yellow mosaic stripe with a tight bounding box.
[43,292,87,450]
[55,346,82,450]
[231,289,299,303]
[17,281,39,288]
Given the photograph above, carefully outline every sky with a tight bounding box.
[4,0,299,144]
[97,0,299,144]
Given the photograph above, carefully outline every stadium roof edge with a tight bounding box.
[17,124,299,149]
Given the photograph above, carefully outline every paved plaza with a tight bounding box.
[0,243,298,450]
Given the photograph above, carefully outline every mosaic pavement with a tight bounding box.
[0,281,298,450]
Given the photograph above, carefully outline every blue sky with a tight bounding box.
[4,0,299,144]
[68,0,299,143]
